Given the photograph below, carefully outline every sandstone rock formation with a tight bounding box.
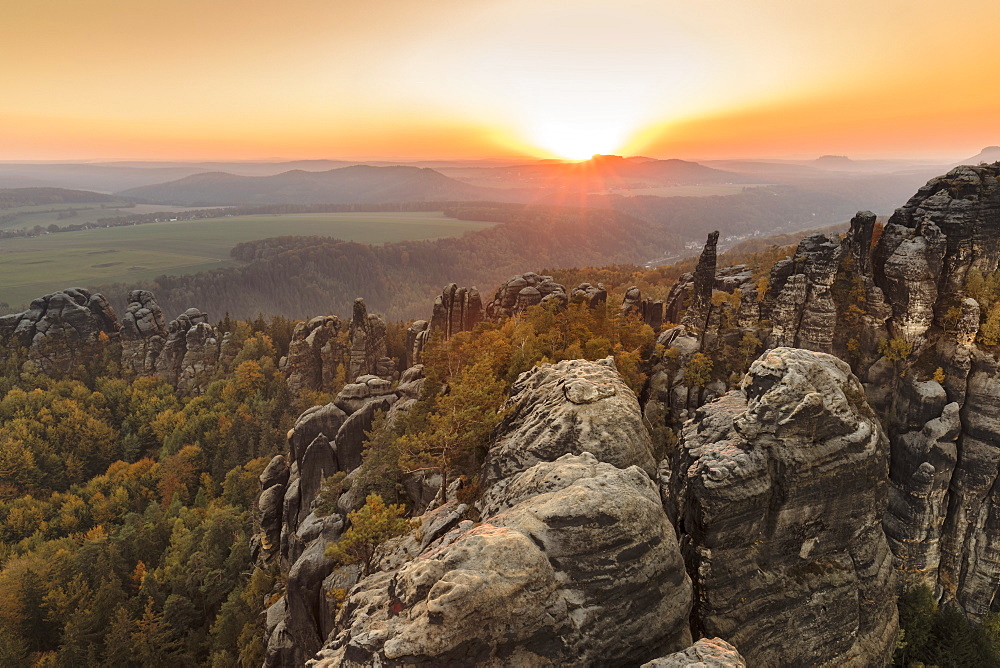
[0,287,121,373]
[641,638,747,668]
[670,347,897,666]
[570,281,608,308]
[120,289,167,374]
[261,366,430,666]
[621,286,665,331]
[485,272,568,320]
[281,316,348,395]
[153,307,227,393]
[872,163,1000,618]
[347,298,395,380]
[313,358,694,666]
[405,284,483,367]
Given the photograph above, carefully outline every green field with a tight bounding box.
[0,211,493,310]
[0,203,205,232]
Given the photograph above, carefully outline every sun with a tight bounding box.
[529,120,630,161]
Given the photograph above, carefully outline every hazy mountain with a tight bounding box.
[0,163,212,193]
[438,154,758,191]
[962,146,1000,165]
[0,187,123,208]
[119,165,522,206]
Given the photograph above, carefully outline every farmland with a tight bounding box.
[0,211,493,310]
[0,202,204,232]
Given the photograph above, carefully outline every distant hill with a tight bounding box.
[962,146,1000,165]
[119,165,522,206]
[439,155,759,192]
[0,163,210,192]
[494,155,751,185]
[0,187,122,208]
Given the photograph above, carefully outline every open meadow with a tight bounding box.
[0,211,493,309]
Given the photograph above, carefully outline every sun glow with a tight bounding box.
[529,120,631,160]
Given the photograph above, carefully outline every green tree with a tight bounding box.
[684,352,714,406]
[325,494,415,575]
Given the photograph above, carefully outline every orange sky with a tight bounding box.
[2,0,998,161]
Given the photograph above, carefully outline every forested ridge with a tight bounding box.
[98,205,679,321]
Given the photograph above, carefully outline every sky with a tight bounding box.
[2,0,999,162]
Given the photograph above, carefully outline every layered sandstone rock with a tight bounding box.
[347,298,395,380]
[621,286,665,332]
[262,366,429,666]
[570,281,608,308]
[642,638,747,668]
[405,284,483,366]
[764,233,842,352]
[485,272,568,320]
[281,316,347,395]
[0,287,121,373]
[153,307,226,393]
[670,347,897,666]
[867,164,1000,618]
[313,358,694,667]
[120,289,167,374]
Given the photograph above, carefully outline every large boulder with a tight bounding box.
[642,638,747,668]
[483,357,657,487]
[670,347,897,666]
[314,357,693,666]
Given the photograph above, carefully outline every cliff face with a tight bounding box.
[670,347,897,666]
[870,164,1000,618]
[312,358,694,666]
[647,164,1000,624]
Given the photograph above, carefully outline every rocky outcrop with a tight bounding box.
[0,287,242,393]
[347,298,395,380]
[153,307,226,393]
[570,282,608,308]
[483,357,657,486]
[405,284,483,367]
[861,164,1000,619]
[281,316,348,395]
[120,290,167,374]
[621,286,665,332]
[642,638,747,668]
[314,358,694,666]
[262,367,429,666]
[670,347,897,666]
[485,272,568,320]
[764,233,843,353]
[0,288,121,373]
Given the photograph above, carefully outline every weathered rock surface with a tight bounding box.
[483,357,657,487]
[0,287,121,373]
[406,284,483,366]
[860,164,1000,618]
[120,289,167,374]
[485,272,568,320]
[348,298,395,381]
[281,315,348,395]
[262,365,433,665]
[152,307,228,393]
[764,233,842,352]
[670,347,897,667]
[313,358,693,667]
[570,282,608,308]
[641,638,747,668]
[621,286,665,332]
